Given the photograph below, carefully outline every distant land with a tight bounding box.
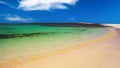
[0,22,109,27]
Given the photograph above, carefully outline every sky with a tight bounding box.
[0,0,120,24]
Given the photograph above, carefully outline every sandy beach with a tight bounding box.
[0,27,120,68]
[0,0,120,67]
[6,28,120,68]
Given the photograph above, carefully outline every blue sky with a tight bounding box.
[0,0,120,24]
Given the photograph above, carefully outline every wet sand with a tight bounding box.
[13,28,120,68]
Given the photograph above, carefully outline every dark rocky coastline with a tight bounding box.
[0,22,109,27]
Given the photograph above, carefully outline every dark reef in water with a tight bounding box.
[0,32,56,39]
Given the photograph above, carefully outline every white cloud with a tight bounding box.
[0,1,6,4]
[0,1,16,9]
[18,0,78,11]
[5,15,32,22]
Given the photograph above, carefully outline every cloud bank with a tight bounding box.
[5,15,32,22]
[18,0,78,11]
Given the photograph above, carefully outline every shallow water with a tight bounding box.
[0,25,109,62]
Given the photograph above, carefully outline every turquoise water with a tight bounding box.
[0,25,88,34]
[0,25,109,61]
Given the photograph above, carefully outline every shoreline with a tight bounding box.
[0,27,118,68]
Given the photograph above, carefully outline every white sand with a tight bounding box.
[103,24,120,29]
